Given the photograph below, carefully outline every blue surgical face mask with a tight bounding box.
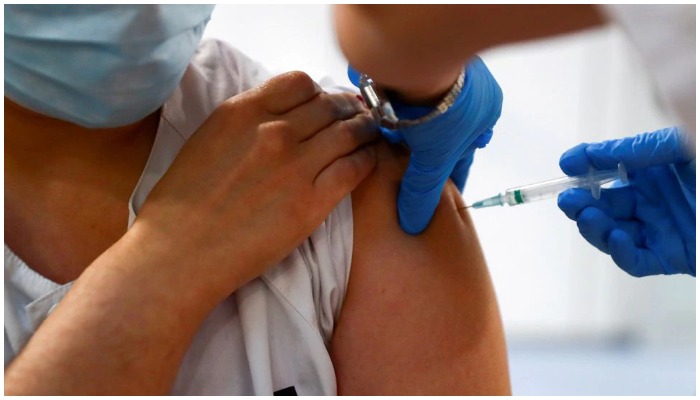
[4,5,215,128]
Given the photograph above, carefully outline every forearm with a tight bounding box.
[335,5,603,103]
[4,223,226,395]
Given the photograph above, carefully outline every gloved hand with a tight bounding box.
[348,57,503,234]
[558,127,696,277]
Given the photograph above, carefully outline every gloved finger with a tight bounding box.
[450,152,475,193]
[608,229,665,277]
[558,187,636,220]
[674,158,696,192]
[448,128,492,192]
[397,157,454,235]
[585,127,693,171]
[617,220,645,247]
[559,143,591,176]
[347,65,361,87]
[473,128,495,149]
[576,207,617,254]
[380,126,404,144]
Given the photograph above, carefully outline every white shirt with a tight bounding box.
[4,39,354,395]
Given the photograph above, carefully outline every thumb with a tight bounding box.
[397,155,454,235]
[450,152,475,193]
[347,64,361,88]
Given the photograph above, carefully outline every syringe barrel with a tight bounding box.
[504,168,623,206]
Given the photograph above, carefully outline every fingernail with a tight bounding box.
[356,94,367,108]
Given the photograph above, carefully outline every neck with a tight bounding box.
[5,97,160,175]
[5,97,159,155]
[4,98,161,284]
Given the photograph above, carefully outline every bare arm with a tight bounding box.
[335,5,604,103]
[4,227,222,394]
[331,142,510,394]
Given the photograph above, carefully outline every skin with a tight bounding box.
[333,142,510,394]
[335,5,604,103]
[4,71,379,395]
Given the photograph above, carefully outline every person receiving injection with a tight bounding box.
[335,5,695,278]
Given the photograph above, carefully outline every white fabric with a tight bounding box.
[601,4,696,139]
[4,39,354,395]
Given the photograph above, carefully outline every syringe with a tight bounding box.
[468,163,628,209]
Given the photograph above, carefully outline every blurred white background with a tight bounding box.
[203,5,695,395]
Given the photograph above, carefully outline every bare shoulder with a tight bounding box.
[330,141,510,395]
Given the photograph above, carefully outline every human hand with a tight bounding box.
[135,71,379,296]
[349,57,502,234]
[558,127,695,277]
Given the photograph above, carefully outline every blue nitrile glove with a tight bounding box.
[558,127,696,277]
[348,57,503,234]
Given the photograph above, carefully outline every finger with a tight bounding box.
[608,229,665,277]
[283,92,365,141]
[397,157,455,234]
[617,220,645,247]
[450,152,475,193]
[576,207,617,254]
[585,127,693,171]
[314,145,377,205]
[472,127,495,149]
[557,187,636,220]
[559,143,591,176]
[305,112,379,170]
[255,71,323,114]
[347,65,361,87]
[380,127,404,144]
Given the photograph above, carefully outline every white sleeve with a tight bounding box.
[295,195,354,344]
[5,329,15,368]
[190,38,274,97]
[600,5,696,138]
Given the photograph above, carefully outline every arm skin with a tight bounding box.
[331,141,510,395]
[3,224,225,395]
[335,5,604,103]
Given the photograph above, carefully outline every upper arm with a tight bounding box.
[330,141,510,395]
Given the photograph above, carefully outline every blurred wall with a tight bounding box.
[202,1,695,357]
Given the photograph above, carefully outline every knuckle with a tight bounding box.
[215,94,260,123]
[213,98,240,119]
[256,121,293,155]
[282,70,318,97]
